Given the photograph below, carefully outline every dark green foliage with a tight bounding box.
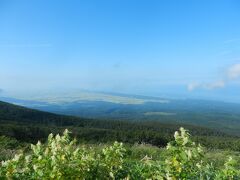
[0,136,25,161]
[22,99,240,136]
[0,101,240,151]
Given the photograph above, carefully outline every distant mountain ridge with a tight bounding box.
[1,91,170,105]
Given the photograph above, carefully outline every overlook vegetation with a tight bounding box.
[1,101,240,179]
[4,94,240,136]
[1,128,240,179]
[1,100,240,151]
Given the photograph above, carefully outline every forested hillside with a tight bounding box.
[1,101,240,151]
[4,95,240,136]
[1,101,240,178]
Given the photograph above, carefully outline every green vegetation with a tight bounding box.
[1,128,240,179]
[1,100,240,151]
[8,95,240,136]
[1,100,240,178]
[0,136,25,161]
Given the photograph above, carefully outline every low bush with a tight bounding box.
[0,128,239,179]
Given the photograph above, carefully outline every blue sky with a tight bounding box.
[1,0,240,101]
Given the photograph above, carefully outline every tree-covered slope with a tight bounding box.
[0,100,240,150]
[0,101,87,126]
[3,93,240,136]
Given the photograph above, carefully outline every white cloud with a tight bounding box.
[227,64,240,79]
[187,63,240,91]
[187,80,225,91]
[205,80,225,90]
[187,83,200,91]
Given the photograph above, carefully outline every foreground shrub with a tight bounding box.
[0,128,239,179]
